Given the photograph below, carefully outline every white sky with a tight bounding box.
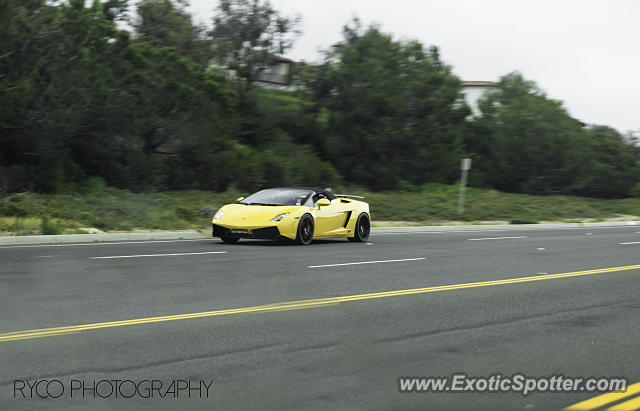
[185,0,640,133]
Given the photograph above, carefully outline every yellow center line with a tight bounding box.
[2,263,640,343]
[564,381,640,410]
[607,396,640,411]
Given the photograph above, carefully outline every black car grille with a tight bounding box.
[212,224,281,240]
[252,226,280,239]
[212,224,231,237]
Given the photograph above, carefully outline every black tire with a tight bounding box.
[221,236,240,244]
[295,214,314,245]
[348,213,370,242]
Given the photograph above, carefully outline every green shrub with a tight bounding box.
[175,206,196,221]
[79,177,107,194]
[2,196,30,217]
[40,215,63,235]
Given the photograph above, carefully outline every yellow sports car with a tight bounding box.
[212,187,370,245]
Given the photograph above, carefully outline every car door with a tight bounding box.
[314,197,349,235]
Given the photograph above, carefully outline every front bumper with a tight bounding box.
[212,224,285,240]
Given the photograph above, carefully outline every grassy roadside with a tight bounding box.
[1,183,639,235]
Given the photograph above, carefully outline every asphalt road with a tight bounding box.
[1,225,640,410]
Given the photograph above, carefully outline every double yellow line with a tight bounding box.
[565,381,640,410]
[2,263,640,343]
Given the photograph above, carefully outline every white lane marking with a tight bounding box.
[377,230,507,235]
[308,257,426,268]
[468,236,528,241]
[0,238,210,249]
[366,242,373,245]
[374,226,639,235]
[620,242,640,245]
[377,231,444,234]
[537,248,546,251]
[586,233,593,235]
[90,251,227,259]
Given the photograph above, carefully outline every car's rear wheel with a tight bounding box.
[295,214,314,245]
[221,236,240,244]
[348,213,370,242]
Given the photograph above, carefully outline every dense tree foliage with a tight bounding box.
[210,0,301,92]
[1,2,638,198]
[133,0,212,67]
[304,22,470,189]
[466,73,640,197]
[0,0,338,194]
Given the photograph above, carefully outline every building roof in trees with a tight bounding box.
[461,81,496,87]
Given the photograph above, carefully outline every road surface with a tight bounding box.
[1,225,640,410]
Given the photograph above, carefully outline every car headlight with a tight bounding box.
[270,212,289,222]
[213,209,225,220]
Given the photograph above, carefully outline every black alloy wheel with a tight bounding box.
[296,214,314,245]
[348,213,370,242]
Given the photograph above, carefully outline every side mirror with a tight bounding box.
[317,198,330,207]
[236,196,245,202]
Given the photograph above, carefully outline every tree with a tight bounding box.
[133,0,211,67]
[102,0,130,21]
[471,72,640,197]
[210,0,301,92]
[575,125,640,197]
[472,73,588,194]
[0,0,237,192]
[304,23,469,189]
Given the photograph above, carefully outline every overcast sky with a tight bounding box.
[185,0,640,133]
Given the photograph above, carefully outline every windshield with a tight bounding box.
[239,188,313,206]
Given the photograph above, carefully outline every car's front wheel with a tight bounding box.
[221,236,240,244]
[348,213,370,242]
[295,214,314,245]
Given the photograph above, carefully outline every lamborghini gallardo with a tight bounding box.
[211,187,370,245]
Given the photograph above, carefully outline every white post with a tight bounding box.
[458,158,472,214]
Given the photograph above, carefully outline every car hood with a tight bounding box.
[216,203,304,225]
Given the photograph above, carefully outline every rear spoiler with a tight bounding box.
[335,194,365,200]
